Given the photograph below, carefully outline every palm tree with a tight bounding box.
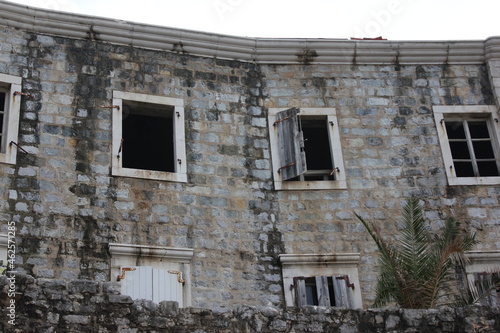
[355,198,497,308]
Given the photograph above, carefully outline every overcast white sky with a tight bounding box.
[6,0,500,40]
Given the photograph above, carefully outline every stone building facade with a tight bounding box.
[1,1,500,312]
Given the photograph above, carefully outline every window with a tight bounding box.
[112,91,187,182]
[293,275,354,307]
[465,250,500,307]
[433,105,500,185]
[109,243,194,307]
[268,108,346,190]
[0,73,22,165]
[279,253,362,308]
[0,233,7,276]
[120,266,185,305]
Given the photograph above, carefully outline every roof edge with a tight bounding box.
[1,0,499,65]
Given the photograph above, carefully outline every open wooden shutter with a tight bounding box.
[315,276,332,306]
[294,276,308,307]
[333,275,354,308]
[473,272,500,307]
[275,108,307,180]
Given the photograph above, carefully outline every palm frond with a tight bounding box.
[356,199,481,309]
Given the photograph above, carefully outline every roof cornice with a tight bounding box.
[1,0,499,65]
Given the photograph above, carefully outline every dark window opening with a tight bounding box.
[445,120,499,177]
[0,91,6,152]
[122,101,174,172]
[304,277,335,306]
[289,117,334,181]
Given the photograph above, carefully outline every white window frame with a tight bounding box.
[279,253,362,308]
[0,73,22,165]
[268,108,347,190]
[111,91,187,182]
[0,233,7,274]
[109,243,194,307]
[433,105,500,186]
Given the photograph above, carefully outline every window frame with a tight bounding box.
[279,253,362,308]
[0,73,22,165]
[109,243,194,307]
[433,105,500,186]
[111,91,187,182]
[0,233,7,275]
[268,108,347,190]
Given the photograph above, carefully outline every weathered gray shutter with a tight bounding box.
[333,275,354,308]
[275,108,307,180]
[474,272,499,307]
[315,276,331,306]
[294,277,308,306]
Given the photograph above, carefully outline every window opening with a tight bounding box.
[289,116,334,181]
[0,91,6,153]
[294,275,353,307]
[445,119,500,177]
[269,107,346,190]
[303,276,336,306]
[121,101,174,172]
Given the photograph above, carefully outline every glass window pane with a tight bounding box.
[445,121,466,139]
[0,113,3,135]
[454,161,474,177]
[477,161,499,177]
[473,141,495,159]
[468,121,489,139]
[449,141,470,159]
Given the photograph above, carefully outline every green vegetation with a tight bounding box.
[356,198,499,308]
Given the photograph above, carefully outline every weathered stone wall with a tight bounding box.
[261,62,497,300]
[1,20,499,311]
[2,274,500,333]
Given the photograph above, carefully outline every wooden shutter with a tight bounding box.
[121,266,153,301]
[153,268,184,306]
[121,266,183,305]
[315,276,331,306]
[333,275,354,308]
[294,277,308,307]
[473,272,499,307]
[275,108,307,180]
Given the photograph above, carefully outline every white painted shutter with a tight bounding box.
[275,108,307,180]
[153,268,183,306]
[122,266,153,300]
[333,275,354,308]
[121,266,183,305]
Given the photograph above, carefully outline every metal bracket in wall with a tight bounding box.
[336,275,355,289]
[14,91,35,99]
[10,141,29,154]
[168,270,185,284]
[117,138,124,159]
[278,162,297,173]
[102,105,120,111]
[117,267,136,281]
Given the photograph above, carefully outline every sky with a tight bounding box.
[6,0,500,41]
